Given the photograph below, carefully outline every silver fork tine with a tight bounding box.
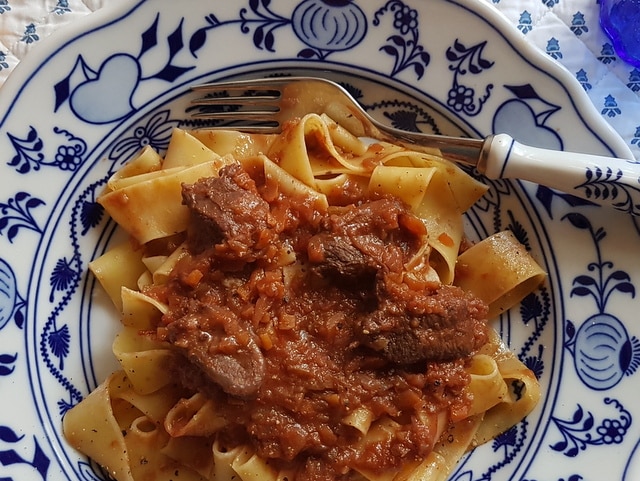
[191,80,284,104]
[192,95,280,106]
[190,79,286,131]
[190,111,279,123]
[187,124,281,134]
[192,78,290,91]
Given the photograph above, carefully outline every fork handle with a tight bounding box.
[480,133,640,216]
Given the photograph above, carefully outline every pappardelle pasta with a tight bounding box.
[63,113,544,481]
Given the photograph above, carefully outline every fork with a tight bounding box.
[191,76,640,216]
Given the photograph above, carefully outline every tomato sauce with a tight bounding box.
[148,162,488,480]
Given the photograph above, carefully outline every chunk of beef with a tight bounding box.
[303,196,488,365]
[164,309,266,398]
[356,284,488,364]
[182,163,270,256]
[307,233,378,288]
[306,197,427,286]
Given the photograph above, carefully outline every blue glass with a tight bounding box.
[600,0,640,67]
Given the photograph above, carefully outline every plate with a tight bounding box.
[1,0,639,480]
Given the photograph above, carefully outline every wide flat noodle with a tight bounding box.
[190,128,276,159]
[161,436,216,480]
[89,241,147,312]
[163,128,224,169]
[63,372,135,481]
[263,113,489,285]
[113,327,177,394]
[164,393,228,437]
[471,329,541,446]
[107,145,163,192]
[455,230,546,318]
[99,160,227,243]
[466,353,510,416]
[410,415,485,481]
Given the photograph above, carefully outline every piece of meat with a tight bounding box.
[302,196,488,365]
[164,310,266,398]
[305,197,427,286]
[307,233,378,288]
[181,162,270,256]
[356,284,488,364]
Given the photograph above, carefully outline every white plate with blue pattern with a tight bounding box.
[1,0,639,480]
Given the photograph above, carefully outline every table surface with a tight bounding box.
[1,0,639,159]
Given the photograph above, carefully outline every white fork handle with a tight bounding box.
[480,134,640,216]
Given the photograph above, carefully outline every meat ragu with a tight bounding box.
[148,161,489,480]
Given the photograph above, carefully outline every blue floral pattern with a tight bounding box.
[373,0,431,78]
[550,398,632,456]
[0,425,50,480]
[189,0,369,61]
[6,126,86,173]
[20,23,39,44]
[445,39,494,116]
[0,52,8,70]
[51,0,71,15]
[518,11,533,34]
[562,213,640,390]
[0,192,44,242]
[570,12,588,36]
[0,259,24,331]
[108,110,179,163]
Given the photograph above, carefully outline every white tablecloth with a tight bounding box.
[1,0,639,159]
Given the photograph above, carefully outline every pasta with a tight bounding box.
[63,113,544,481]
